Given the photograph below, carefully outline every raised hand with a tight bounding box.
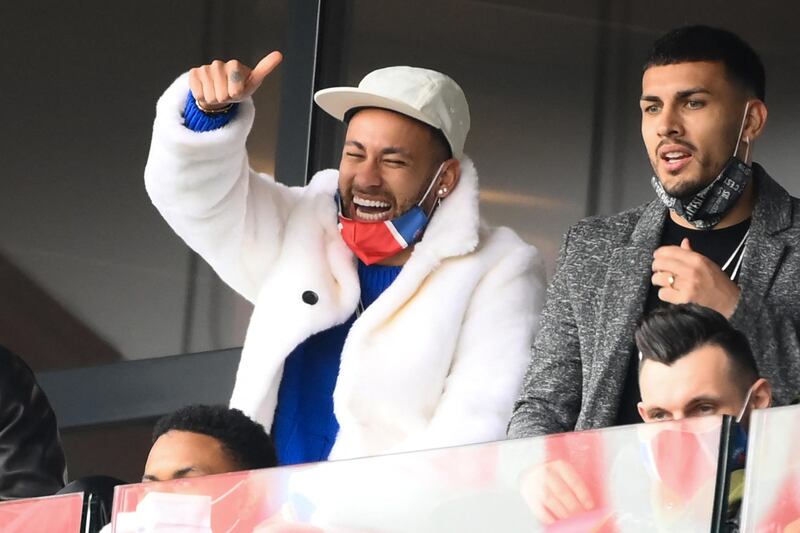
[188,51,283,111]
[651,238,741,318]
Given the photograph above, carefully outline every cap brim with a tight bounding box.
[314,87,439,131]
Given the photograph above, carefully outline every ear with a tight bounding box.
[637,401,650,423]
[751,377,773,409]
[743,99,768,143]
[436,159,461,199]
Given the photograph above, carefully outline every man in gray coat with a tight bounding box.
[509,25,800,438]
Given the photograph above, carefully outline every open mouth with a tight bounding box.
[659,146,693,173]
[352,195,393,221]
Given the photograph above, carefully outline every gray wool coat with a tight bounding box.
[508,163,800,437]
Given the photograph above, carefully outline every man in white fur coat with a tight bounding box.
[145,51,545,465]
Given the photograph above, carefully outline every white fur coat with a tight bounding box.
[144,74,545,460]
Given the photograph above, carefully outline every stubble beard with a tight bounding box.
[664,175,711,201]
[649,154,714,201]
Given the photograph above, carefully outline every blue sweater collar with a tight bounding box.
[357,261,402,309]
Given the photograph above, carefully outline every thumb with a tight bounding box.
[245,51,283,93]
[681,237,692,251]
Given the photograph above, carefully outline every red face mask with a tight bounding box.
[338,208,428,265]
[337,163,445,265]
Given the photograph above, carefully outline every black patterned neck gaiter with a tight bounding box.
[651,158,752,230]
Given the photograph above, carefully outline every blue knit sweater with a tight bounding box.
[182,101,402,464]
[182,92,238,131]
[272,262,401,465]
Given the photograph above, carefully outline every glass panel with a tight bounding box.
[112,417,724,532]
[740,404,800,531]
[0,492,84,532]
[1,0,286,369]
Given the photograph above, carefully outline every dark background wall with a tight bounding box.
[1,0,286,369]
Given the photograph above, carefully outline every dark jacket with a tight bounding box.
[509,164,800,437]
[0,345,67,499]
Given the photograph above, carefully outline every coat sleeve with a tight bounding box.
[0,347,66,500]
[507,227,583,437]
[394,237,546,451]
[144,73,304,302]
[729,285,800,406]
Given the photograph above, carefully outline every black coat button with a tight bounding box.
[302,291,319,305]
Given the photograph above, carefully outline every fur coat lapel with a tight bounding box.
[231,158,482,446]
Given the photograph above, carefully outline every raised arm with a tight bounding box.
[145,52,305,301]
[651,235,800,405]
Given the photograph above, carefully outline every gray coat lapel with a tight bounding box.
[736,165,791,312]
[583,201,667,420]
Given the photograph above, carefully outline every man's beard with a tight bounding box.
[657,134,741,201]
[664,177,710,202]
[651,155,713,201]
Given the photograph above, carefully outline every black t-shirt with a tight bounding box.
[613,216,752,425]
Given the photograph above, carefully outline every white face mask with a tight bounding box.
[121,492,213,533]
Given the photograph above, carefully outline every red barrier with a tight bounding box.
[0,492,83,532]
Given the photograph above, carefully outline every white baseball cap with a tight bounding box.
[314,66,470,159]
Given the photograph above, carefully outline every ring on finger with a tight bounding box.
[668,274,676,288]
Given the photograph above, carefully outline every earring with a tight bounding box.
[438,187,448,196]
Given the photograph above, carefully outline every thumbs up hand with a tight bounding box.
[188,51,283,112]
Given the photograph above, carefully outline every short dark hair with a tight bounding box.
[153,404,277,470]
[635,304,758,393]
[344,106,453,160]
[643,25,766,101]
